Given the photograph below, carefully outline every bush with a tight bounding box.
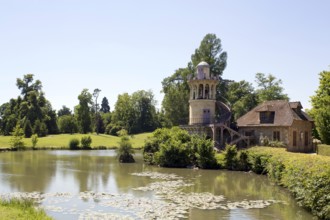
[246,147,330,219]
[69,138,80,149]
[223,144,238,170]
[31,134,38,148]
[10,124,25,150]
[191,135,218,169]
[117,136,135,163]
[81,136,92,149]
[143,127,192,167]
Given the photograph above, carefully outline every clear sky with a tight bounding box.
[1,0,329,112]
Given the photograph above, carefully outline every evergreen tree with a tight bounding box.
[100,97,110,113]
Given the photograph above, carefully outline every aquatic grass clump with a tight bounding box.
[0,198,52,220]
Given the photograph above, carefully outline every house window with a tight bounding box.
[304,131,309,146]
[245,130,255,136]
[293,131,297,147]
[260,111,275,124]
[273,131,280,141]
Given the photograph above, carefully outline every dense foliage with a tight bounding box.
[110,90,160,135]
[0,74,58,137]
[143,127,218,168]
[310,71,330,144]
[162,34,227,125]
[216,146,330,219]
[117,135,135,163]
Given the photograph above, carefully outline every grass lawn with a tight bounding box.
[318,144,330,156]
[0,132,152,150]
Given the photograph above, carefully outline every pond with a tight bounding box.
[0,150,314,220]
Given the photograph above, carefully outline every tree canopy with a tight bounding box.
[162,33,227,125]
[255,73,288,103]
[310,71,330,144]
[0,74,57,137]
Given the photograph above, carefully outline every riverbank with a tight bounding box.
[243,147,330,220]
[0,133,151,150]
[0,198,52,220]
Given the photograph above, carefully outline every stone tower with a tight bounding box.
[188,61,219,125]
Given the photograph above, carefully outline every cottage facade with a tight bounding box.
[237,100,314,152]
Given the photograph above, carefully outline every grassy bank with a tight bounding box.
[0,133,151,150]
[0,198,52,220]
[245,147,330,219]
[318,144,330,156]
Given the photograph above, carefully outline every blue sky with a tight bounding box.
[1,0,329,111]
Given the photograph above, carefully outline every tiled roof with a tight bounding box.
[237,100,313,127]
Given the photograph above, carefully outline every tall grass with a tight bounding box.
[0,198,52,220]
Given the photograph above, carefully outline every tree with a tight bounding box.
[310,71,330,144]
[255,73,289,103]
[16,74,42,100]
[10,124,25,149]
[225,80,258,121]
[161,34,227,125]
[131,90,158,133]
[23,119,33,138]
[93,88,101,135]
[117,135,135,163]
[190,33,227,76]
[100,97,110,113]
[58,115,78,134]
[76,89,93,134]
[111,90,159,134]
[57,105,72,117]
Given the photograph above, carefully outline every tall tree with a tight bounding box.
[161,34,227,125]
[16,74,42,100]
[100,97,110,113]
[310,71,330,144]
[0,74,57,136]
[93,88,101,134]
[76,89,92,134]
[190,33,227,76]
[255,73,288,103]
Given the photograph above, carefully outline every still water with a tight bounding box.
[0,150,314,220]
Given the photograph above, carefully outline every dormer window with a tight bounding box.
[260,111,275,124]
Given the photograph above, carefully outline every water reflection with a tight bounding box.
[0,150,314,220]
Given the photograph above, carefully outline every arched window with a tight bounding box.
[205,84,210,99]
[193,85,197,99]
[198,84,203,99]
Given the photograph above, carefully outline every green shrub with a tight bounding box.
[10,124,25,150]
[268,140,285,148]
[69,138,80,149]
[237,150,249,171]
[143,127,191,165]
[223,144,238,170]
[117,136,135,163]
[192,136,218,169]
[246,147,330,219]
[81,136,92,149]
[31,134,38,148]
[155,139,191,168]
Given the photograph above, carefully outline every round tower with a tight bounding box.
[188,61,219,125]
